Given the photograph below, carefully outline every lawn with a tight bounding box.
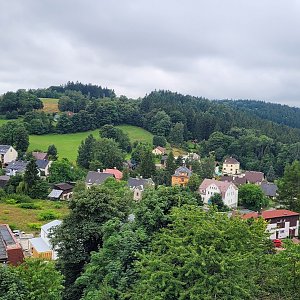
[39,98,59,113]
[29,129,100,162]
[0,200,69,233]
[116,125,153,144]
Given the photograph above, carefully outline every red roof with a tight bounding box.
[242,209,299,220]
[103,168,123,180]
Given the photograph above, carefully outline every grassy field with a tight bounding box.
[29,129,100,162]
[116,125,153,144]
[0,200,69,233]
[0,119,9,126]
[39,98,59,113]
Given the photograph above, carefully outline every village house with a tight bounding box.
[5,160,28,176]
[152,146,166,156]
[0,224,24,265]
[171,166,192,187]
[199,178,238,208]
[48,183,74,200]
[32,151,48,160]
[103,168,123,180]
[222,157,240,175]
[36,159,52,177]
[0,145,18,166]
[219,175,247,186]
[85,170,114,188]
[127,177,155,201]
[260,182,278,199]
[243,171,264,185]
[242,210,299,240]
[29,220,62,260]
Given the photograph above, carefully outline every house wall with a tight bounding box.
[7,247,24,266]
[3,147,18,164]
[133,188,142,201]
[201,184,221,205]
[224,185,238,208]
[31,246,52,260]
[172,175,189,187]
[266,217,299,240]
[222,163,240,175]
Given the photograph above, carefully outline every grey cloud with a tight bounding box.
[0,0,300,106]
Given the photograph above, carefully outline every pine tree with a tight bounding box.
[77,135,96,169]
[47,144,58,160]
[166,152,176,176]
[139,149,156,178]
[266,165,276,182]
[24,159,40,188]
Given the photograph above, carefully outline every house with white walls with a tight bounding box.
[198,178,238,208]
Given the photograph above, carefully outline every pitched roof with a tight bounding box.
[0,145,11,155]
[53,182,74,191]
[6,160,28,172]
[48,189,63,199]
[103,168,123,180]
[242,209,299,220]
[199,178,237,198]
[173,166,192,177]
[224,157,239,164]
[127,177,154,189]
[29,237,51,253]
[219,175,247,186]
[41,220,62,234]
[36,159,50,169]
[260,182,278,197]
[85,171,114,185]
[155,146,166,153]
[244,171,264,184]
[32,152,48,160]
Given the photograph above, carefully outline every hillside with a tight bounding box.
[219,99,300,129]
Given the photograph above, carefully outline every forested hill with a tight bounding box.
[142,90,300,144]
[218,99,300,129]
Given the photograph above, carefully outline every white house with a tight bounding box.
[243,210,299,240]
[36,159,52,177]
[29,220,62,260]
[152,146,166,156]
[0,145,18,166]
[199,178,238,208]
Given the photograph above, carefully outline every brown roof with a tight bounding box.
[199,178,237,198]
[244,171,264,184]
[219,175,247,186]
[53,183,74,191]
[154,146,166,153]
[243,209,299,220]
[224,157,239,164]
[32,152,48,160]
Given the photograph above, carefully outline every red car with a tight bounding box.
[273,239,282,248]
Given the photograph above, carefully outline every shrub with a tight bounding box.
[27,223,42,230]
[8,223,17,230]
[3,210,10,214]
[38,210,60,221]
[53,203,63,209]
[18,203,40,210]
[5,194,32,204]
[5,199,17,205]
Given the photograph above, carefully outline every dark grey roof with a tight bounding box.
[0,225,17,260]
[261,182,278,197]
[127,177,154,189]
[85,171,114,185]
[36,159,50,169]
[173,166,192,177]
[53,183,73,191]
[6,160,28,172]
[0,145,11,154]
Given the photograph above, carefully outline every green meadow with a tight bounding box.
[29,125,154,162]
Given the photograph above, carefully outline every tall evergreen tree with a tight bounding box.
[47,144,58,160]
[77,134,96,169]
[138,149,156,178]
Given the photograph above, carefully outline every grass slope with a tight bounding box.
[29,129,100,162]
[39,98,59,113]
[29,125,154,162]
[0,200,69,233]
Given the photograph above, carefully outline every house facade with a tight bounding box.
[0,145,18,166]
[29,220,62,260]
[0,224,24,265]
[127,177,154,200]
[171,166,192,187]
[36,159,52,177]
[199,178,238,208]
[243,210,299,240]
[152,146,166,156]
[222,157,240,175]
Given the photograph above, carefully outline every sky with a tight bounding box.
[1,0,300,106]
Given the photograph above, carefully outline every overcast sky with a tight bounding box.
[1,0,300,106]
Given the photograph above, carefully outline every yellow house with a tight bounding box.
[222,157,240,175]
[29,220,62,260]
[172,166,192,187]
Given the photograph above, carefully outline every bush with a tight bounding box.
[3,210,10,214]
[8,223,17,230]
[38,210,60,221]
[153,135,167,147]
[27,223,42,230]
[0,189,6,199]
[18,203,40,210]
[5,199,17,205]
[53,203,63,209]
[5,194,32,204]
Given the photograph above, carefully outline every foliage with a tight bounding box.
[47,144,58,160]
[239,184,269,211]
[153,135,167,147]
[210,192,227,211]
[138,148,156,179]
[277,160,300,211]
[168,122,184,145]
[38,210,60,221]
[187,173,201,191]
[76,134,96,169]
